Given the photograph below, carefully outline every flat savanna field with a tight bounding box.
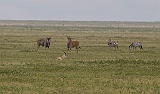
[0,21,160,94]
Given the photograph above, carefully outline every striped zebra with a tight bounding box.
[107,39,118,49]
[129,42,143,50]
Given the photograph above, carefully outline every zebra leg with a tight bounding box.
[133,47,135,50]
[139,46,143,50]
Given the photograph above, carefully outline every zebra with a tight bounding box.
[129,42,143,50]
[107,39,118,49]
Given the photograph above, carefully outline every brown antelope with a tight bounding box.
[67,36,80,53]
[56,50,67,60]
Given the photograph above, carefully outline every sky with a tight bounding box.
[0,0,160,21]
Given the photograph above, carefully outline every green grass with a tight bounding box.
[0,60,159,94]
[0,21,160,94]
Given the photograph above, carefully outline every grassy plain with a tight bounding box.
[0,21,160,94]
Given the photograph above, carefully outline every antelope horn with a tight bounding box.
[62,50,66,55]
[65,35,69,37]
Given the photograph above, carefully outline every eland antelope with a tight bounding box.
[67,36,80,53]
[37,37,51,50]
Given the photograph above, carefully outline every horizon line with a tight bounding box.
[0,19,159,23]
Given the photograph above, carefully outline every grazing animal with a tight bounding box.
[56,50,67,60]
[37,37,51,50]
[3,39,9,42]
[67,36,80,53]
[107,39,118,49]
[129,42,143,50]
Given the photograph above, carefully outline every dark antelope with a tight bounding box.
[37,37,51,50]
[129,42,143,50]
[67,36,80,53]
[107,39,118,49]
